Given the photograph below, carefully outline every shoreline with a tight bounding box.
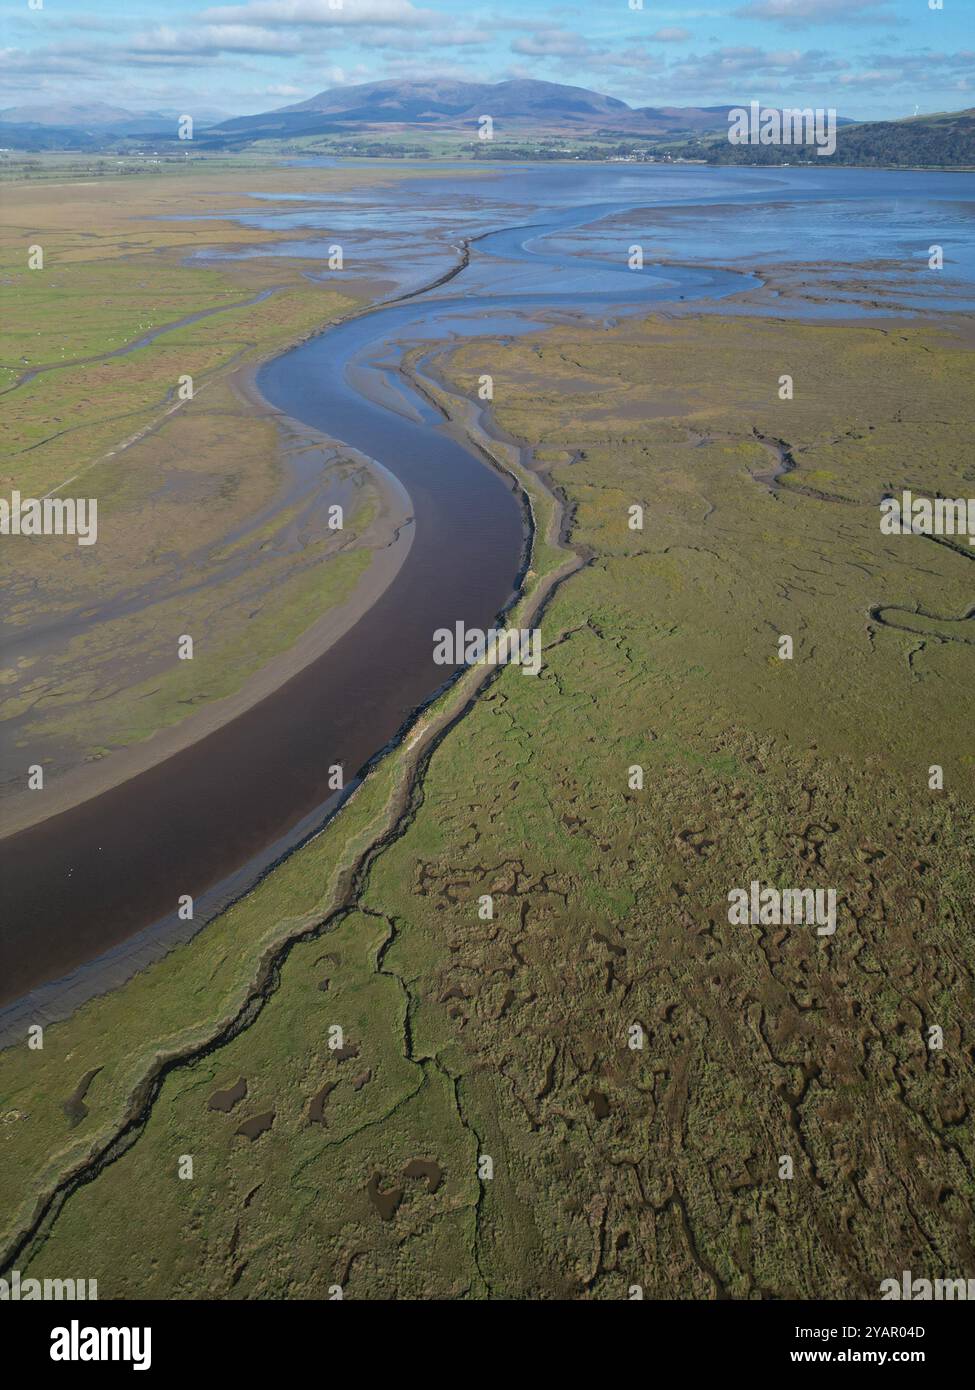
[0,361,415,840]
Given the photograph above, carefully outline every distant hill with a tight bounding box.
[207,79,738,145]
[0,120,101,151]
[0,104,229,150]
[0,102,141,126]
[275,77,630,122]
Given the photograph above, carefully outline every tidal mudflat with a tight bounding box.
[1,161,972,1299]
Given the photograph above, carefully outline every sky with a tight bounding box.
[1,0,972,122]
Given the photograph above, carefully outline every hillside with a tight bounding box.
[831,107,975,167]
[670,107,975,168]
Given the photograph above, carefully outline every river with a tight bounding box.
[2,161,972,1035]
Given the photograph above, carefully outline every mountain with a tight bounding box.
[0,121,102,151]
[0,102,230,128]
[207,78,738,145]
[0,104,232,151]
[0,101,140,126]
[0,81,855,154]
[276,78,629,122]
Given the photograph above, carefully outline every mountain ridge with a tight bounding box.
[211,78,743,140]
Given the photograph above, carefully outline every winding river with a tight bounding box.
[3,162,972,1033]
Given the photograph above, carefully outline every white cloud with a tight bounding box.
[837,69,900,86]
[734,0,899,29]
[366,27,490,51]
[129,24,304,56]
[511,29,594,59]
[200,0,434,27]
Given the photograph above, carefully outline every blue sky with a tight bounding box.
[1,0,971,121]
